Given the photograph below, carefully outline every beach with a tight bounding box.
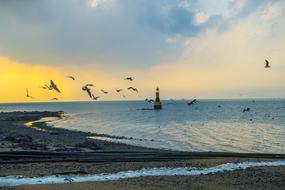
[0,111,284,190]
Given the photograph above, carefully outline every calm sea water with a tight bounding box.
[1,100,285,153]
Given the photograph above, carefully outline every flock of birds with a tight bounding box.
[25,76,155,103]
[26,59,272,106]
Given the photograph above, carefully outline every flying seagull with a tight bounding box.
[38,85,47,90]
[92,94,100,100]
[45,84,52,90]
[145,98,154,103]
[127,87,138,93]
[82,85,92,98]
[50,80,61,93]
[264,59,270,68]
[115,89,123,93]
[26,89,34,99]
[66,76,75,80]
[124,77,133,81]
[101,90,109,94]
[187,99,197,106]
[85,84,94,87]
[51,98,59,101]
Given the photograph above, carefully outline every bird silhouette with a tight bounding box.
[115,89,123,93]
[145,98,154,103]
[66,76,75,80]
[38,85,47,90]
[82,85,92,98]
[85,84,94,87]
[50,80,61,93]
[51,98,59,100]
[26,89,34,99]
[45,84,52,90]
[124,77,133,81]
[101,90,108,94]
[92,94,100,100]
[243,108,251,112]
[127,87,138,93]
[264,59,271,68]
[187,99,197,106]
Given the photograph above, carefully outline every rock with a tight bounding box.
[54,147,81,152]
[75,140,100,150]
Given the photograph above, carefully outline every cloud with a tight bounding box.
[261,2,283,21]
[0,0,228,69]
[1,0,285,100]
[194,11,209,25]
[88,0,113,8]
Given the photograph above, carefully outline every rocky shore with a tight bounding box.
[0,111,284,190]
[0,111,154,152]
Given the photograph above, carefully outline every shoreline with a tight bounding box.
[0,111,284,189]
[0,111,157,153]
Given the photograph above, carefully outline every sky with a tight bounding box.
[0,0,285,102]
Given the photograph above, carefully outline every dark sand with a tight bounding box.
[0,111,284,190]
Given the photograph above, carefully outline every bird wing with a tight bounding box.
[87,89,92,98]
[67,76,75,80]
[50,80,55,87]
[265,59,269,64]
[53,85,61,93]
[45,84,51,90]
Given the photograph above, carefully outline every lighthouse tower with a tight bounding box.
[154,87,162,110]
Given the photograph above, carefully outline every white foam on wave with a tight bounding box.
[1,160,285,187]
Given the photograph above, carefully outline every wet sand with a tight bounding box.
[3,166,285,190]
[0,111,284,189]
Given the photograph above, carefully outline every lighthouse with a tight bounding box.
[154,87,162,110]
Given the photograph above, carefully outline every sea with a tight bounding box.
[0,100,285,154]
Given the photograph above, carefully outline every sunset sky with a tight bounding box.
[0,0,285,102]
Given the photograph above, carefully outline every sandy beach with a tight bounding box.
[0,111,284,190]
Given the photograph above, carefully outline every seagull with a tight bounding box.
[38,85,47,90]
[115,89,123,93]
[92,94,100,100]
[243,108,251,113]
[66,76,75,80]
[101,90,108,94]
[127,87,138,93]
[85,84,94,87]
[124,77,133,81]
[50,80,61,93]
[51,98,59,100]
[264,59,270,68]
[82,86,92,98]
[145,98,154,103]
[26,89,34,99]
[187,99,197,106]
[45,84,52,90]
